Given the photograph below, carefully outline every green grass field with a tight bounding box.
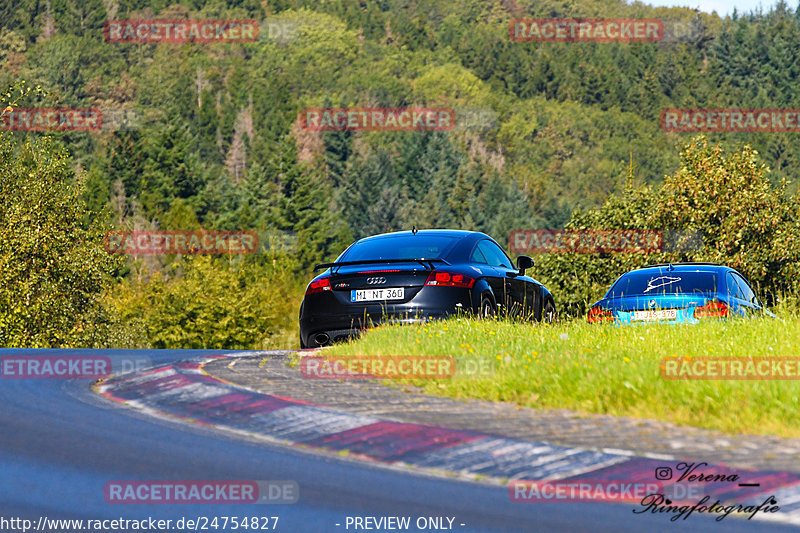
[323,314,800,438]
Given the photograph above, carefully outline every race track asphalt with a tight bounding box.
[0,349,795,533]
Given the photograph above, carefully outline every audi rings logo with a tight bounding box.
[366,277,387,285]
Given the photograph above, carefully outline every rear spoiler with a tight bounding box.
[313,258,450,273]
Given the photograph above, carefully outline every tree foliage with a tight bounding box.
[0,125,122,346]
[4,0,800,345]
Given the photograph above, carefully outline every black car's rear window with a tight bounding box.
[340,235,459,261]
[607,271,718,297]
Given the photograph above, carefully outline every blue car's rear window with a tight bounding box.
[608,271,718,297]
[340,235,459,261]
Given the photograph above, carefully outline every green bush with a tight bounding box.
[106,255,304,350]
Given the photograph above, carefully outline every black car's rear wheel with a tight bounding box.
[480,294,496,318]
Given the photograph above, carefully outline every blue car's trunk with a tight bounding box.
[602,293,721,324]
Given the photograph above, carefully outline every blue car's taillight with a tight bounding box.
[587,307,614,323]
[694,301,727,318]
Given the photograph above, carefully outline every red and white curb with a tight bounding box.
[94,353,800,525]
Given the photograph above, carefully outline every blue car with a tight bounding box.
[587,263,775,324]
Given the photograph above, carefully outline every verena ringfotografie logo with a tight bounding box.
[661,356,800,380]
[509,229,703,254]
[1,107,102,131]
[639,462,780,522]
[661,109,800,132]
[104,480,298,504]
[510,19,663,42]
[104,231,259,255]
[299,108,455,132]
[103,20,258,43]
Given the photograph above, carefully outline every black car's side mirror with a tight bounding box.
[516,255,534,275]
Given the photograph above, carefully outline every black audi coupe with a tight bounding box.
[299,229,556,348]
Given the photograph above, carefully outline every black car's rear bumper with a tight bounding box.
[299,286,477,347]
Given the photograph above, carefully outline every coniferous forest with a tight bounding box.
[2,0,800,348]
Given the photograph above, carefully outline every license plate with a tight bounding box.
[351,288,404,302]
[632,309,677,321]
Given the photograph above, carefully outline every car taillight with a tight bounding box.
[587,307,614,323]
[305,276,332,295]
[694,301,728,318]
[424,271,475,288]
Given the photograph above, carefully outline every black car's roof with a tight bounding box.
[344,230,499,266]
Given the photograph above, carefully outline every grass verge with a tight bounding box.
[323,314,800,438]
